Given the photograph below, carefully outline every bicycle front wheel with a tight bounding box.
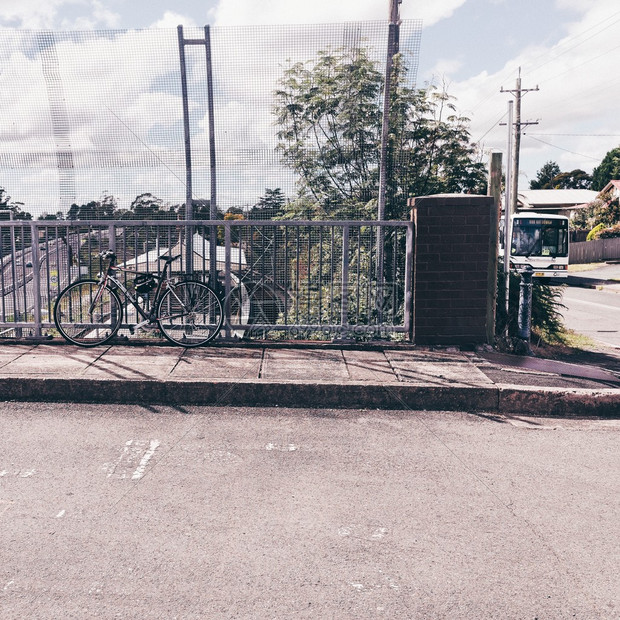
[157,280,223,347]
[54,280,123,347]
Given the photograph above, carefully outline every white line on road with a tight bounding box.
[564,296,620,311]
[132,439,160,480]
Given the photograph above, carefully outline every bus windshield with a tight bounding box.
[511,218,568,258]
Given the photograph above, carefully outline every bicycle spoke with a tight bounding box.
[157,280,223,347]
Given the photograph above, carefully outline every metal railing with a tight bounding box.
[0,219,413,342]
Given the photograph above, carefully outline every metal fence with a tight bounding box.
[0,219,413,342]
[570,238,620,264]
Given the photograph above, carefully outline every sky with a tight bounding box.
[0,0,618,214]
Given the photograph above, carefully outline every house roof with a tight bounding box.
[517,189,598,211]
[599,180,620,195]
[118,233,247,272]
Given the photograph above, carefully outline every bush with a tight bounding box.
[496,268,566,345]
[597,223,620,239]
[587,223,606,240]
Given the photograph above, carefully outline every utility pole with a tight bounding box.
[500,68,539,215]
[500,69,538,343]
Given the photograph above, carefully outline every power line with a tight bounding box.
[527,133,620,137]
[523,134,601,161]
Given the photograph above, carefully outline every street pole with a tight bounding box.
[376,0,401,326]
[500,68,539,215]
[503,101,513,337]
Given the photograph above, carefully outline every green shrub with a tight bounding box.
[587,223,606,240]
[597,223,620,239]
[495,268,566,344]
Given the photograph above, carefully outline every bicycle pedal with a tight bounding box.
[128,326,135,335]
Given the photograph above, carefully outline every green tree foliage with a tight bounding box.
[249,188,286,220]
[571,192,620,231]
[592,146,620,191]
[274,48,486,220]
[549,169,592,189]
[529,161,561,189]
[68,193,117,220]
[530,162,592,190]
[0,187,32,220]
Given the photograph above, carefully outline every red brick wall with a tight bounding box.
[409,195,498,346]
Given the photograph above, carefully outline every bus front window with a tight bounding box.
[511,224,540,256]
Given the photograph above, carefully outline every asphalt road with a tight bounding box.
[563,262,620,349]
[562,286,620,348]
[1,403,619,619]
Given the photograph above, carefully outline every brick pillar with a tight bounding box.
[408,194,498,346]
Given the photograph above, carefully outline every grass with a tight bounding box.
[567,262,606,272]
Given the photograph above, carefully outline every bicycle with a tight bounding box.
[53,250,223,347]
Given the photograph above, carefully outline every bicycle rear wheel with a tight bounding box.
[157,280,223,347]
[54,280,123,347]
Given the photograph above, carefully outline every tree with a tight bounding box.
[529,161,561,189]
[274,49,486,220]
[68,193,117,220]
[275,47,383,216]
[592,146,620,191]
[249,188,286,220]
[0,187,31,220]
[549,169,592,189]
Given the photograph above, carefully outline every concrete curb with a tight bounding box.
[1,377,618,417]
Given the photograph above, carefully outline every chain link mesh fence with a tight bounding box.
[0,22,421,220]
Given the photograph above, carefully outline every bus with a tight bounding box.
[501,213,569,280]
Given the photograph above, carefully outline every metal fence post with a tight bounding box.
[30,222,42,338]
[340,224,350,333]
[224,222,232,339]
[404,221,414,341]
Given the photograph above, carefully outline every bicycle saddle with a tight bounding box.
[158,254,181,264]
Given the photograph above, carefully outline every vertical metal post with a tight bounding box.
[340,224,350,332]
[30,223,42,337]
[404,221,413,341]
[503,100,514,336]
[177,25,194,275]
[518,267,533,356]
[204,25,218,288]
[376,1,401,325]
[224,223,232,339]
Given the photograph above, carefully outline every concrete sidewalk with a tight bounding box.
[0,342,618,416]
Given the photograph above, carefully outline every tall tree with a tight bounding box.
[549,169,592,189]
[249,188,286,220]
[529,161,561,189]
[592,146,620,190]
[274,48,486,220]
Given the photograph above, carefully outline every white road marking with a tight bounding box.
[104,439,160,479]
[132,439,161,480]
[56,510,66,518]
[565,297,620,311]
[265,443,298,451]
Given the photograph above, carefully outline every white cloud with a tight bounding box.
[0,0,65,29]
[149,11,197,30]
[446,0,620,182]
[213,0,465,27]
[0,0,122,30]
[428,57,464,79]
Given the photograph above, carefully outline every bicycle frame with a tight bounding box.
[91,253,177,332]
